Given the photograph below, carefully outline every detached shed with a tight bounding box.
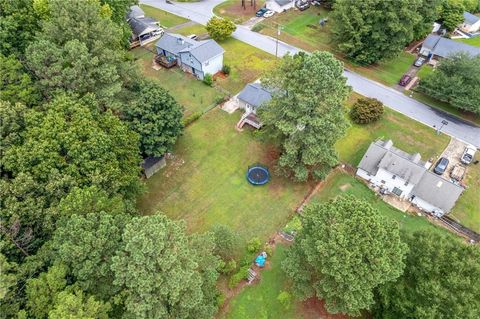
[142,156,166,179]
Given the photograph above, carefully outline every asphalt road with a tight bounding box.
[141,0,480,147]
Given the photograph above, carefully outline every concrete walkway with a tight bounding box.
[140,0,480,148]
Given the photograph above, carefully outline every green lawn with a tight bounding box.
[455,36,480,47]
[175,24,208,37]
[137,109,310,244]
[214,0,266,24]
[336,94,450,166]
[417,64,434,79]
[132,46,223,117]
[450,152,480,233]
[311,171,453,236]
[224,245,296,319]
[139,4,188,27]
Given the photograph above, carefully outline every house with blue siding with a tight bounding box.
[155,33,224,80]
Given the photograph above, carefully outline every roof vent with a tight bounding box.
[177,37,184,45]
[383,140,393,149]
[411,153,421,163]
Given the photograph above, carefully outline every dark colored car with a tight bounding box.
[256,7,268,17]
[399,74,412,86]
[434,157,449,175]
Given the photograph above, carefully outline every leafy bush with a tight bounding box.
[203,73,213,86]
[221,259,237,274]
[212,224,240,260]
[228,265,250,288]
[222,64,231,75]
[206,17,236,41]
[277,291,292,310]
[263,244,273,257]
[182,111,202,127]
[350,97,384,124]
[246,237,261,253]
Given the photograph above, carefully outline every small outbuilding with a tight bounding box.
[126,5,164,47]
[236,82,273,129]
[142,156,166,179]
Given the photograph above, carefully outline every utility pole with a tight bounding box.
[275,24,281,58]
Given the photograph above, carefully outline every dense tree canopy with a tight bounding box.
[418,53,480,115]
[282,196,407,316]
[123,80,184,157]
[206,17,237,41]
[332,0,422,64]
[111,214,221,319]
[26,0,137,108]
[441,0,466,31]
[375,231,480,319]
[48,289,111,319]
[0,54,40,106]
[258,51,350,181]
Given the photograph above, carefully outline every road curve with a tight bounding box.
[140,0,480,147]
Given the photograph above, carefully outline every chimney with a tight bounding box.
[411,153,421,163]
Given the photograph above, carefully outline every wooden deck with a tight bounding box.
[155,55,177,68]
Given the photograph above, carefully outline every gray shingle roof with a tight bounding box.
[237,83,273,108]
[422,34,480,58]
[464,12,480,25]
[155,33,197,55]
[275,0,293,6]
[357,141,388,175]
[412,172,464,213]
[182,40,225,63]
[128,17,160,36]
[127,5,144,20]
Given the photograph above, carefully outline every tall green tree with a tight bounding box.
[124,80,183,157]
[51,212,130,300]
[111,214,221,319]
[49,289,111,319]
[258,51,350,181]
[1,94,142,254]
[26,0,137,108]
[332,0,422,64]
[0,251,17,301]
[418,53,480,115]
[0,54,40,106]
[414,0,443,39]
[374,231,480,319]
[282,196,407,316]
[0,0,41,57]
[441,0,466,30]
[206,17,236,41]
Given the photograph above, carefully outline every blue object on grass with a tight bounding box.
[255,255,266,267]
[247,164,270,185]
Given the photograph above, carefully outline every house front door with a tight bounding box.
[192,67,196,75]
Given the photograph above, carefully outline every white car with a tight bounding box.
[263,10,275,18]
[460,146,476,165]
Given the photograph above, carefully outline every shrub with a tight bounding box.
[277,291,292,310]
[206,17,236,41]
[203,73,213,86]
[350,97,384,124]
[216,292,226,307]
[228,265,250,288]
[221,259,237,274]
[182,111,202,127]
[263,244,273,257]
[222,64,231,75]
[246,237,261,253]
[212,224,240,260]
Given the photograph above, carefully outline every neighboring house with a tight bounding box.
[266,0,295,13]
[420,34,480,60]
[236,82,272,129]
[142,156,166,179]
[460,12,480,33]
[357,140,464,216]
[127,5,163,47]
[155,33,224,80]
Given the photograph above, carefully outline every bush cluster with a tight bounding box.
[349,97,384,124]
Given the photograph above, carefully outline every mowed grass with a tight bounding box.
[336,94,450,166]
[138,109,310,243]
[224,245,295,319]
[311,171,453,236]
[450,152,480,233]
[139,4,188,27]
[131,46,223,117]
[455,36,480,47]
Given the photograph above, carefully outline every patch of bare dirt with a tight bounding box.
[339,183,352,192]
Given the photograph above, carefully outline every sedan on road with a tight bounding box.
[433,157,449,175]
[256,7,268,17]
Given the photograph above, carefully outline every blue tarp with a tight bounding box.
[255,255,266,267]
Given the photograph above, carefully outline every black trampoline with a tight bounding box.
[246,164,270,185]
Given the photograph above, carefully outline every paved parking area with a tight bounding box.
[435,138,468,180]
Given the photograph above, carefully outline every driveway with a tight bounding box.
[436,138,468,180]
[140,0,480,148]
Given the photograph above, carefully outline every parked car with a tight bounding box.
[311,0,321,5]
[460,146,476,165]
[256,7,268,17]
[414,56,426,67]
[399,74,412,86]
[295,0,310,10]
[433,157,449,175]
[187,34,198,40]
[263,10,275,18]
